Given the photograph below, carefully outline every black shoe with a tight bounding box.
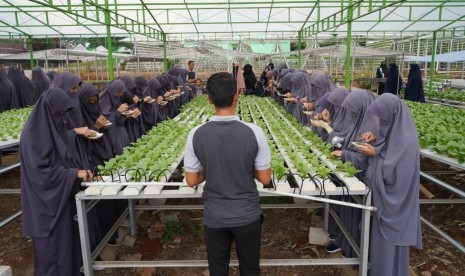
[106,239,118,247]
[325,242,341,253]
[328,234,337,242]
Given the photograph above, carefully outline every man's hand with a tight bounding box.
[185,169,206,187]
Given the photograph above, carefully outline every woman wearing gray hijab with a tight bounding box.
[313,88,349,144]
[310,73,337,101]
[274,62,288,85]
[357,93,422,276]
[280,72,294,112]
[287,72,313,125]
[333,91,379,174]
[328,90,379,259]
[310,92,334,141]
[169,66,191,104]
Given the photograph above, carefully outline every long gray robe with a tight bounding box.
[365,93,422,276]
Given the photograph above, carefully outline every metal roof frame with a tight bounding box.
[1,0,465,88]
[0,1,463,40]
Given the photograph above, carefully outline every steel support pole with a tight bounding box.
[428,31,437,93]
[345,0,353,89]
[28,35,34,69]
[77,56,81,78]
[76,198,93,276]
[163,33,168,72]
[44,50,49,71]
[115,58,119,78]
[104,0,114,80]
[359,193,372,276]
[94,56,98,81]
[351,43,355,89]
[66,51,69,71]
[137,56,140,76]
[297,31,302,69]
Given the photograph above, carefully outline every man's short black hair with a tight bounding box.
[206,72,237,108]
[188,60,195,65]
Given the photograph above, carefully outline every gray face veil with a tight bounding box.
[340,90,379,151]
[309,73,337,102]
[290,72,312,100]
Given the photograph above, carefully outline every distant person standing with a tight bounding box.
[405,64,425,103]
[187,60,197,84]
[184,72,271,276]
[192,79,205,96]
[243,64,257,95]
[383,63,403,96]
[230,61,246,94]
[376,61,389,95]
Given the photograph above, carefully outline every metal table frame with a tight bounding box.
[76,188,373,276]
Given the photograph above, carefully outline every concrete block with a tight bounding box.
[99,246,117,261]
[122,235,137,247]
[308,227,329,245]
[148,198,167,205]
[120,253,142,262]
[0,266,12,276]
[136,267,156,276]
[160,214,179,224]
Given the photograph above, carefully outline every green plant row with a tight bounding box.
[406,101,465,163]
[238,97,287,179]
[258,98,360,178]
[97,96,214,180]
[425,90,465,103]
[0,107,33,142]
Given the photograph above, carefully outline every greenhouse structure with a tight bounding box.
[1,1,465,276]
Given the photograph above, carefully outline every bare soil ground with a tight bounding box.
[1,152,464,276]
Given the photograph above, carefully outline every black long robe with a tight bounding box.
[20,88,82,276]
[99,80,131,155]
[0,69,19,112]
[7,66,35,107]
[31,67,51,104]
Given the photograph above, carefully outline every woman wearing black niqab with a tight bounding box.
[99,79,131,155]
[51,71,92,170]
[119,76,146,142]
[50,71,83,128]
[383,63,403,95]
[134,76,147,98]
[79,83,114,167]
[7,65,36,107]
[405,63,425,103]
[243,64,257,95]
[141,77,164,130]
[20,87,93,276]
[31,67,51,104]
[46,70,58,83]
[376,61,389,95]
[0,69,19,111]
